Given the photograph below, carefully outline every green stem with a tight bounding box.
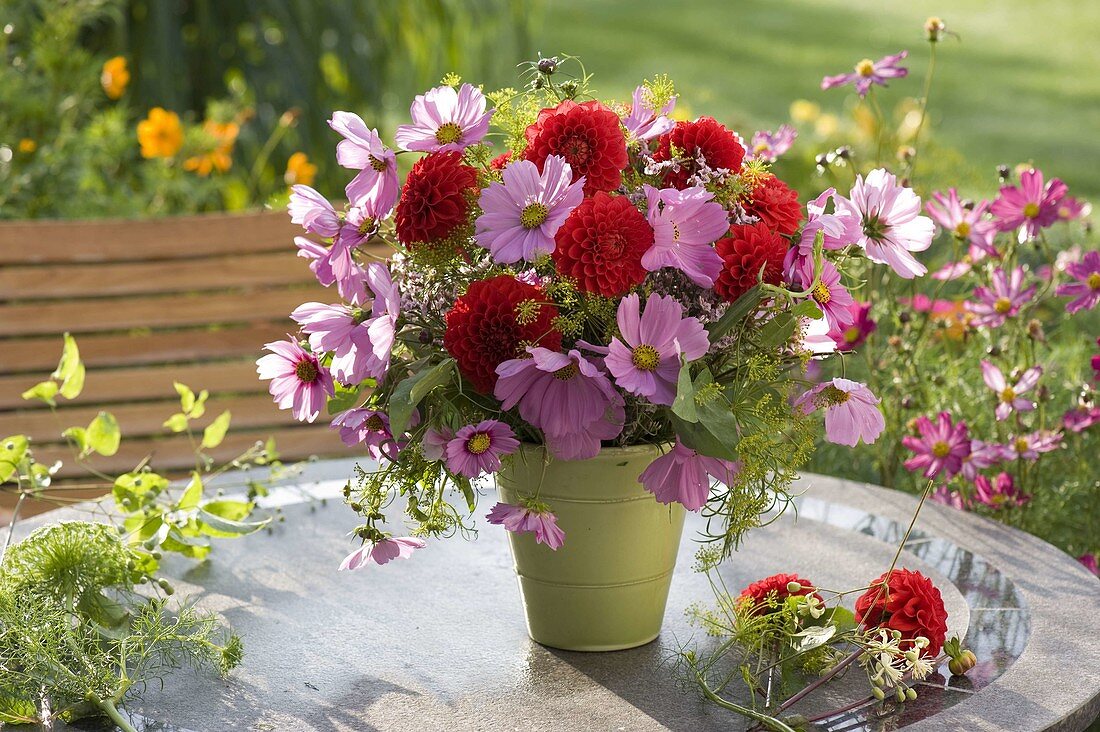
[97,698,139,732]
[906,41,938,180]
[695,670,797,732]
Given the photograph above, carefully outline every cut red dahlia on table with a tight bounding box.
[266,57,903,567]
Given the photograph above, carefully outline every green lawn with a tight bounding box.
[537,0,1100,200]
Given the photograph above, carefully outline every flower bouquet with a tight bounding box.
[260,58,917,650]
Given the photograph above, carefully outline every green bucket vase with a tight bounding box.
[495,443,685,652]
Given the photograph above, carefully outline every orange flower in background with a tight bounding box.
[184,120,239,176]
[17,139,37,153]
[101,56,130,100]
[137,108,183,158]
[284,152,317,186]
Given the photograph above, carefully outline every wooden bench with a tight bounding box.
[0,210,358,518]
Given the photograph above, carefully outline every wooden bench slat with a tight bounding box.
[1,324,294,375]
[0,393,296,441]
[0,251,318,300]
[0,288,316,337]
[0,211,297,264]
[0,361,267,410]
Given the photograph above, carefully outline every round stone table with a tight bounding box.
[16,462,1100,731]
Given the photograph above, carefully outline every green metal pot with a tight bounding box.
[495,443,685,652]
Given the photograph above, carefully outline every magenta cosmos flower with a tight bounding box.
[960,439,1003,482]
[444,420,519,478]
[394,83,493,153]
[795,257,856,330]
[486,502,565,550]
[746,125,797,163]
[836,169,934,279]
[295,236,368,305]
[1079,554,1099,577]
[794,378,885,447]
[967,267,1036,328]
[902,412,971,481]
[829,302,876,350]
[974,472,1029,510]
[821,51,908,98]
[981,361,1041,421]
[1055,250,1100,314]
[1064,405,1100,434]
[605,293,709,406]
[932,486,968,511]
[642,185,729,287]
[256,338,335,423]
[622,85,677,143]
[494,348,624,461]
[926,189,998,281]
[328,111,399,214]
[638,439,740,511]
[475,155,585,264]
[798,188,861,256]
[991,168,1068,242]
[330,408,417,460]
[339,536,425,570]
[999,430,1062,461]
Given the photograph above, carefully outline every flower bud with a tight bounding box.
[786,581,802,594]
[997,164,1011,182]
[925,16,946,42]
[157,578,175,596]
[537,56,559,75]
[905,687,918,701]
[872,686,886,700]
[896,687,906,702]
[901,396,914,409]
[560,80,579,98]
[897,145,915,162]
[1027,319,1046,343]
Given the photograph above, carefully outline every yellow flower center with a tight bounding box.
[1023,202,1041,219]
[553,363,579,380]
[466,433,492,455]
[818,385,851,407]
[1000,387,1016,403]
[435,122,463,145]
[813,281,832,305]
[357,216,377,237]
[1014,437,1029,453]
[365,415,385,431]
[855,59,876,77]
[993,297,1013,314]
[520,203,549,229]
[631,344,661,371]
[954,222,971,238]
[844,326,861,343]
[369,154,388,172]
[1088,272,1100,290]
[931,441,951,458]
[294,359,319,383]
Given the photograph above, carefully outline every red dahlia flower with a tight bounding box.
[523,100,628,196]
[653,117,745,190]
[855,568,948,657]
[745,175,804,236]
[714,222,788,302]
[443,275,562,393]
[395,151,478,246]
[553,192,654,296]
[738,573,822,616]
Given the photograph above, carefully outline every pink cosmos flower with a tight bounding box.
[746,125,797,163]
[638,439,740,511]
[494,348,624,461]
[1079,554,1099,578]
[475,155,585,264]
[960,439,1003,482]
[794,378,885,447]
[798,187,862,256]
[1058,196,1092,222]
[421,426,453,460]
[821,51,908,98]
[295,236,369,305]
[974,472,1029,509]
[394,83,493,153]
[931,486,968,511]
[795,257,856,330]
[967,267,1036,328]
[339,536,425,570]
[1064,405,1100,433]
[801,315,837,356]
[256,338,334,423]
[444,420,520,478]
[902,412,971,481]
[289,185,341,238]
[1093,337,1100,381]
[836,169,934,279]
[829,302,876,350]
[926,189,999,281]
[328,111,400,214]
[486,502,565,550]
[622,85,676,143]
[605,293,710,406]
[330,408,416,460]
[981,361,1041,421]
[991,168,1068,242]
[641,185,729,287]
[999,430,1063,461]
[1055,250,1100,314]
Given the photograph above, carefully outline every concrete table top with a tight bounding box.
[14,461,1100,732]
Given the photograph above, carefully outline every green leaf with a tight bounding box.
[0,435,29,483]
[175,381,196,413]
[670,378,741,462]
[162,527,211,559]
[123,511,166,543]
[456,477,477,513]
[327,380,369,415]
[197,509,270,538]
[113,472,169,513]
[792,300,824,321]
[86,411,121,456]
[0,695,39,724]
[707,285,764,342]
[178,472,203,510]
[201,410,232,450]
[201,499,253,522]
[792,624,836,652]
[190,389,209,419]
[62,426,88,452]
[389,359,455,437]
[163,412,190,432]
[758,312,799,348]
[51,333,85,400]
[78,591,130,629]
[671,362,699,423]
[21,380,59,406]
